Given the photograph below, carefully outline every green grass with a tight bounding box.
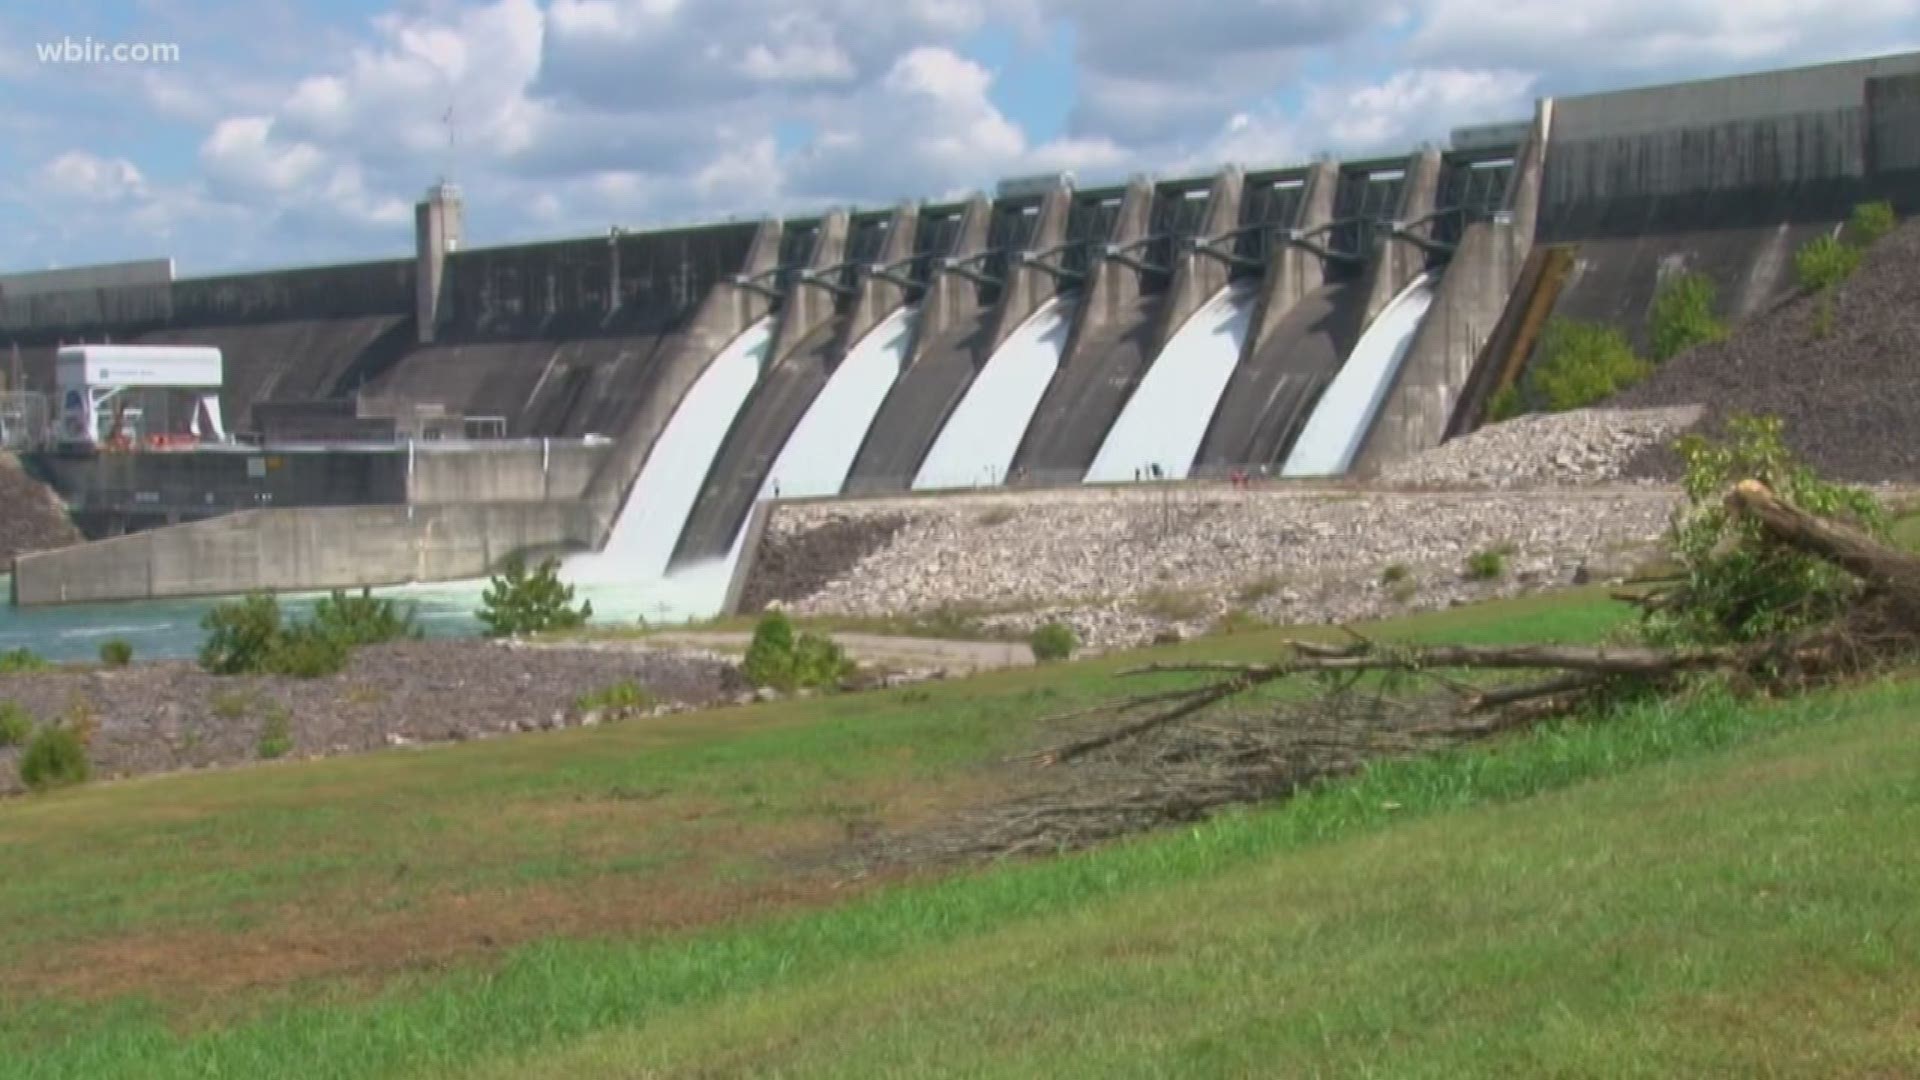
[24,586,1904,1076]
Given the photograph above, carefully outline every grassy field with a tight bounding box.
[3,586,1915,1076]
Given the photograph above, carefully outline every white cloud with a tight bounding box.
[37,152,150,204]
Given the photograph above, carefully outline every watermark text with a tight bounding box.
[36,36,180,65]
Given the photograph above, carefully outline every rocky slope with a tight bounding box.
[1609,218,1920,482]
[0,453,79,568]
[757,486,1675,649]
[1377,407,1701,489]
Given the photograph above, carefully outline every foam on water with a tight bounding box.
[914,296,1073,490]
[1282,273,1437,478]
[1086,284,1255,482]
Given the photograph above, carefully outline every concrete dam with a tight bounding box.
[7,51,1919,608]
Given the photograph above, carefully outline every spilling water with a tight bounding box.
[762,305,917,500]
[1086,284,1255,482]
[561,318,775,620]
[1282,274,1437,478]
[914,297,1074,490]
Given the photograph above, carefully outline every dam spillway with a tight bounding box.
[761,305,918,501]
[914,297,1075,491]
[1087,284,1256,482]
[1283,274,1437,478]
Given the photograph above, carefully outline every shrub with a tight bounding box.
[1380,563,1411,585]
[1644,415,1883,647]
[0,702,31,747]
[742,610,797,687]
[0,648,52,675]
[1029,622,1078,663]
[1525,320,1651,413]
[309,589,420,648]
[1794,234,1861,293]
[1647,272,1727,362]
[1486,383,1525,423]
[1845,200,1896,247]
[98,639,134,667]
[1465,545,1512,581]
[575,680,654,716]
[1210,609,1270,637]
[210,690,253,721]
[257,706,293,760]
[974,506,1017,527]
[19,725,89,792]
[742,612,851,691]
[477,557,592,638]
[200,594,285,675]
[266,627,350,679]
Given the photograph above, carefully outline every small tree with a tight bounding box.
[310,589,420,647]
[1845,200,1896,247]
[741,611,850,690]
[1029,622,1078,663]
[1647,272,1727,362]
[200,594,285,675]
[98,639,134,667]
[477,557,592,638]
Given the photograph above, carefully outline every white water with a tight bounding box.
[1086,284,1255,482]
[566,319,773,601]
[914,296,1074,490]
[761,304,918,501]
[1282,274,1437,478]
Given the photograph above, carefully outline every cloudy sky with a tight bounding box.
[3,0,1915,275]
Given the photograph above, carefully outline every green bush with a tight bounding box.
[1845,200,1896,247]
[575,680,654,716]
[1465,545,1512,581]
[1647,272,1727,362]
[199,594,285,675]
[1644,415,1884,647]
[19,725,89,792]
[310,589,420,648]
[266,627,350,679]
[1794,235,1861,293]
[477,557,592,638]
[1029,622,1078,663]
[256,706,293,760]
[742,610,797,687]
[1486,383,1525,423]
[1525,320,1651,413]
[1380,563,1411,585]
[199,594,352,679]
[741,612,852,690]
[0,648,52,675]
[98,639,133,667]
[0,702,31,747]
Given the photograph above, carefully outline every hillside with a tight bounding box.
[1610,218,1920,481]
[0,452,78,567]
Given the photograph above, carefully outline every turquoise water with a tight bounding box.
[0,574,714,664]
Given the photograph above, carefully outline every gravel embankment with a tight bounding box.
[0,453,79,566]
[761,486,1677,649]
[1378,407,1702,488]
[1609,219,1920,482]
[0,640,745,794]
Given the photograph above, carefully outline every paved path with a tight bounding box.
[643,631,1033,673]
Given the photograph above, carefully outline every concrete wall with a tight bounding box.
[1360,150,1443,323]
[770,213,851,365]
[12,500,595,605]
[1245,162,1338,362]
[1353,112,1548,472]
[405,442,609,504]
[985,185,1073,355]
[907,196,992,365]
[1152,167,1245,355]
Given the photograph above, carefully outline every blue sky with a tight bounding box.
[3,0,1916,275]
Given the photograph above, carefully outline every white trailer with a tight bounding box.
[55,345,226,448]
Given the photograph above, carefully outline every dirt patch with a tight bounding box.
[0,639,746,794]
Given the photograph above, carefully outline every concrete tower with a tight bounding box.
[414,181,464,344]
